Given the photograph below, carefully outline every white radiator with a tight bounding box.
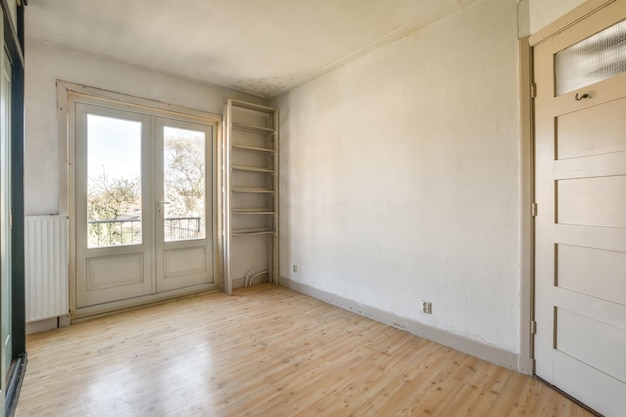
[25,215,69,322]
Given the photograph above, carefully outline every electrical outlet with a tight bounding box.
[422,301,432,314]
[293,264,298,273]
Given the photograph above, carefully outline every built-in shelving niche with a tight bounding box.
[223,99,278,293]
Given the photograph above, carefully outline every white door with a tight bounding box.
[534,3,626,416]
[75,101,215,309]
[155,117,214,293]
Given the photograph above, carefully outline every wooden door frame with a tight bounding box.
[519,35,534,375]
[57,81,224,320]
[522,0,620,376]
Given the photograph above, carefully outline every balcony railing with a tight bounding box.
[164,217,201,241]
[88,217,202,248]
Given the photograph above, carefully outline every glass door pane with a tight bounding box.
[87,115,142,248]
[556,19,626,95]
[163,126,206,242]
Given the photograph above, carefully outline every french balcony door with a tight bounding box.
[74,101,216,310]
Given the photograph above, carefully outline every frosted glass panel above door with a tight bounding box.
[556,19,626,95]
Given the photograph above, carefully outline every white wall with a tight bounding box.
[24,37,262,215]
[277,0,521,354]
[530,0,586,33]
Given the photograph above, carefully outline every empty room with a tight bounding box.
[0,0,622,416]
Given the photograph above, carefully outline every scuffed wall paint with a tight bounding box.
[277,0,521,353]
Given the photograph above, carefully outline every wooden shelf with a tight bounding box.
[232,144,275,153]
[230,99,276,113]
[232,123,275,134]
[231,187,275,194]
[232,165,274,173]
[232,208,275,215]
[231,228,275,236]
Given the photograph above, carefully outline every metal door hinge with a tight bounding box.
[530,83,537,99]
[531,202,538,217]
[531,320,537,335]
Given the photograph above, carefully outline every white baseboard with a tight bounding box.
[26,318,58,335]
[232,276,246,289]
[25,315,73,334]
[233,276,269,289]
[280,276,519,371]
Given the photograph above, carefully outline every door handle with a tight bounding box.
[575,93,590,101]
[156,200,170,217]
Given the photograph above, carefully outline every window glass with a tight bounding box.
[556,19,626,95]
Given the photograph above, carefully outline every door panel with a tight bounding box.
[552,351,625,416]
[534,3,626,415]
[163,246,206,276]
[75,103,153,307]
[155,119,214,292]
[87,253,145,290]
[557,244,626,304]
[557,97,626,159]
[556,308,626,383]
[557,176,626,227]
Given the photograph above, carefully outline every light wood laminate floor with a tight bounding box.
[16,284,594,417]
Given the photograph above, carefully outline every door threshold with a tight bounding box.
[5,353,27,417]
[71,284,221,323]
[533,375,603,417]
